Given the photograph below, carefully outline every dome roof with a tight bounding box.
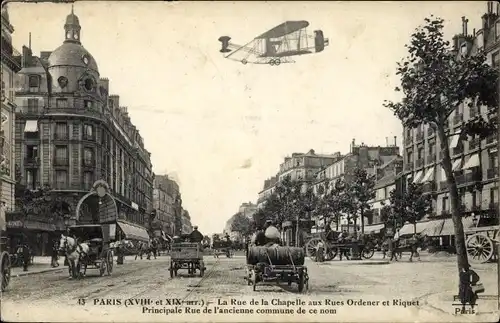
[65,12,79,26]
[48,42,99,72]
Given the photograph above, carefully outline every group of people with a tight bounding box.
[248,220,282,250]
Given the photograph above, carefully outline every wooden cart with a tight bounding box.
[305,232,375,261]
[169,242,205,278]
[465,225,499,264]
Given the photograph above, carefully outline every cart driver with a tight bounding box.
[189,226,204,243]
[264,220,281,246]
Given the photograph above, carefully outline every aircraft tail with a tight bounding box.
[218,36,232,53]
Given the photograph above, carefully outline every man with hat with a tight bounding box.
[189,226,204,243]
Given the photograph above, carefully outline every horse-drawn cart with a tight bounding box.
[1,237,11,292]
[466,225,499,264]
[212,239,233,258]
[61,224,114,278]
[305,232,375,261]
[170,242,205,278]
[244,245,308,292]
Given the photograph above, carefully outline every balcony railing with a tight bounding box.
[456,170,482,186]
[453,114,463,125]
[54,157,69,166]
[422,181,436,193]
[416,132,424,142]
[426,155,436,164]
[415,158,424,168]
[54,132,69,140]
[24,156,40,166]
[487,168,498,180]
[468,138,480,150]
[54,181,68,190]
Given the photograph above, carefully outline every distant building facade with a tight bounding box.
[181,209,192,234]
[153,174,180,237]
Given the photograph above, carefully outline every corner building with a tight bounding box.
[14,9,153,235]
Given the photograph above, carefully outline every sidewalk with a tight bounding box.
[10,257,63,277]
[424,291,498,320]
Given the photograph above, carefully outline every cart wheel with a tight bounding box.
[362,247,375,259]
[106,251,113,275]
[1,252,11,292]
[305,238,325,261]
[326,248,337,261]
[467,233,494,263]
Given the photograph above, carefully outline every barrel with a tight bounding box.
[246,246,305,266]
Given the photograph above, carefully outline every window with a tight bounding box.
[27,98,38,113]
[84,100,93,109]
[407,152,413,163]
[55,146,68,165]
[490,188,498,204]
[83,124,94,140]
[26,145,38,160]
[83,148,94,166]
[490,152,498,169]
[55,170,68,189]
[442,196,449,211]
[84,78,95,92]
[25,170,36,190]
[28,75,40,91]
[429,142,435,155]
[56,98,68,109]
[83,171,93,190]
[476,31,484,49]
[496,21,500,40]
[55,122,68,139]
[460,44,468,56]
[417,148,423,159]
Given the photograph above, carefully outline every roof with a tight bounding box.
[373,173,397,190]
[256,21,309,39]
[48,42,99,72]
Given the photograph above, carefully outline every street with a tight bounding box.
[1,252,497,322]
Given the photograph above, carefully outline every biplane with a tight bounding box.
[218,21,329,66]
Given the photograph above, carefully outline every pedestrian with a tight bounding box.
[458,264,482,312]
[22,241,31,272]
[315,240,325,262]
[389,237,399,262]
[51,240,59,267]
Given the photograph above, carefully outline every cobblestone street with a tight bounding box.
[1,252,497,322]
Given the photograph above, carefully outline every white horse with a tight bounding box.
[59,235,90,279]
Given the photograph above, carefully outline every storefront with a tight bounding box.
[116,220,150,242]
[5,212,56,255]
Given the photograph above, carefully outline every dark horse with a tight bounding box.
[384,234,429,262]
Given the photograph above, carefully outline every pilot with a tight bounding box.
[189,226,204,243]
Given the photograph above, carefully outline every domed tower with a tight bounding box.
[48,6,102,108]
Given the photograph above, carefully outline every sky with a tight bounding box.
[7,1,486,234]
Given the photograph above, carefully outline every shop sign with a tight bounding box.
[7,220,23,228]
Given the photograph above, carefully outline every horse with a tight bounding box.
[58,235,90,279]
[389,234,429,262]
[135,241,152,260]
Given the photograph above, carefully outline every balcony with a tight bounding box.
[54,157,69,166]
[404,162,414,171]
[54,181,68,190]
[422,181,436,193]
[468,138,480,151]
[24,156,40,167]
[453,114,463,125]
[416,132,424,142]
[426,154,436,165]
[456,170,482,186]
[54,132,69,140]
[487,168,498,180]
[415,158,424,168]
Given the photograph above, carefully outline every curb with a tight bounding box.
[12,268,64,277]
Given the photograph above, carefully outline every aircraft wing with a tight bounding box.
[255,21,310,39]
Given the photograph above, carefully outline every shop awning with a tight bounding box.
[440,216,475,236]
[24,220,56,231]
[24,120,39,132]
[412,171,424,184]
[117,221,150,242]
[452,158,462,171]
[449,134,461,148]
[421,167,435,183]
[463,154,479,169]
[364,223,385,234]
[421,219,445,236]
[395,221,433,238]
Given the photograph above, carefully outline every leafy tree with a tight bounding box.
[345,168,376,233]
[230,212,253,238]
[383,16,498,271]
[15,184,68,223]
[315,178,349,231]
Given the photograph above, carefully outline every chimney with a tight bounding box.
[385,137,388,146]
[28,32,31,49]
[452,35,459,51]
[21,45,32,67]
[394,136,397,147]
[462,16,468,36]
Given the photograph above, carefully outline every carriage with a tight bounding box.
[244,245,308,292]
[212,238,234,258]
[465,224,499,264]
[305,231,376,261]
[1,237,11,292]
[65,224,114,278]
[169,235,205,278]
